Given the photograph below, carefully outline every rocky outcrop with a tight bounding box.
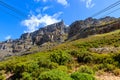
[31,20,67,45]
[89,47,120,54]
[68,16,119,39]
[0,20,68,60]
[19,20,68,45]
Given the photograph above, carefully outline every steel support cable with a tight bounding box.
[106,7,120,15]
[91,0,120,17]
[0,0,27,18]
[0,7,22,20]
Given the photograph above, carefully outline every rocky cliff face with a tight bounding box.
[0,21,68,60]
[68,16,118,39]
[20,20,68,45]
[0,16,120,60]
[31,20,68,45]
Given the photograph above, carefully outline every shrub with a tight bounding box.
[38,69,72,80]
[69,50,79,56]
[93,65,99,72]
[31,67,50,78]
[114,44,119,47]
[79,65,94,75]
[71,72,96,80]
[113,69,120,76]
[103,58,114,64]
[49,62,59,69]
[26,62,39,73]
[113,53,120,64]
[96,64,116,72]
[83,55,93,63]
[104,64,116,72]
[96,70,105,76]
[0,70,5,80]
[21,72,32,80]
[50,50,71,65]
[77,51,93,63]
[93,54,113,64]
[56,66,68,72]
[37,57,52,68]
[14,61,39,73]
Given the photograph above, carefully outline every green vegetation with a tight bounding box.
[1,30,120,79]
[39,69,72,80]
[78,65,94,75]
[50,50,71,65]
[71,72,96,80]
[0,70,5,80]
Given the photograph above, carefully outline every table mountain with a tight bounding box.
[0,20,68,60]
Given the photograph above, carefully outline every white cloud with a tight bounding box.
[43,6,51,11]
[81,0,95,8]
[34,0,69,6]
[56,0,68,6]
[53,12,63,18]
[5,35,11,40]
[22,12,62,33]
[36,6,52,13]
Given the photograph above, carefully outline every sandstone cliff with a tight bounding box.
[68,16,118,40]
[0,20,68,60]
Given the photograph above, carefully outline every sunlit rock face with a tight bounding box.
[0,21,68,60]
[68,16,119,39]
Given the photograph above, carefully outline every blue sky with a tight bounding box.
[0,0,120,41]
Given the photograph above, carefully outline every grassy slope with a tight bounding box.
[54,29,120,51]
[1,29,120,79]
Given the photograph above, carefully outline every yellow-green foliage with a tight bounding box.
[1,30,120,79]
[50,50,72,65]
[71,72,96,80]
[39,69,72,80]
[78,65,94,74]
[0,70,6,80]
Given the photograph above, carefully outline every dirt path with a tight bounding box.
[96,75,120,80]
[96,73,120,80]
[5,73,14,80]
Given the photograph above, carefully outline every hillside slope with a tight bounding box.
[1,16,120,80]
[1,16,120,61]
[1,29,120,80]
